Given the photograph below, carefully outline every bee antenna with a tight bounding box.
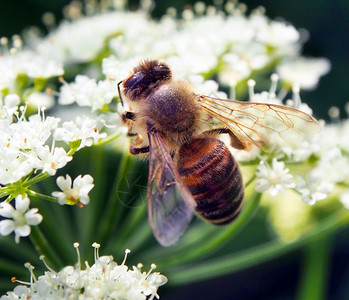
[117,80,124,107]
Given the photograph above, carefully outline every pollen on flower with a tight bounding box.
[45,87,53,95]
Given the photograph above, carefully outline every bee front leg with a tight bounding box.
[121,111,138,137]
[122,111,136,122]
[203,127,246,150]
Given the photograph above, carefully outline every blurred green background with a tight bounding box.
[1,1,349,299]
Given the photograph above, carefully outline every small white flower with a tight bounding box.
[54,115,107,150]
[296,174,334,205]
[22,55,64,79]
[256,158,295,196]
[58,75,117,111]
[312,148,349,184]
[0,147,34,185]
[52,174,94,205]
[252,14,300,49]
[34,145,72,176]
[58,75,96,106]
[0,195,43,243]
[10,112,60,150]
[277,57,331,90]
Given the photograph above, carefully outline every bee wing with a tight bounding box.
[199,95,320,151]
[147,130,197,247]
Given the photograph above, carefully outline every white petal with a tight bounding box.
[15,225,31,237]
[4,94,20,108]
[52,191,68,205]
[15,195,30,212]
[25,209,43,225]
[56,175,72,191]
[0,219,15,236]
[13,285,31,296]
[0,202,15,218]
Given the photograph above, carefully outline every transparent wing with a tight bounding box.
[199,95,320,151]
[147,130,196,247]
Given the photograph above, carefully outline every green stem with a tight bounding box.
[97,132,122,146]
[296,234,333,300]
[26,190,58,203]
[0,188,10,198]
[24,172,50,187]
[244,174,256,188]
[67,148,77,156]
[166,210,349,285]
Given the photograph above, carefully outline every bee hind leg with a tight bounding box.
[129,134,150,155]
[203,127,246,150]
[130,145,150,155]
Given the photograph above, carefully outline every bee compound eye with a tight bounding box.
[124,72,145,91]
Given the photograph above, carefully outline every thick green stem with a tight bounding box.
[296,235,333,300]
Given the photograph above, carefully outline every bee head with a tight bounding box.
[122,60,172,101]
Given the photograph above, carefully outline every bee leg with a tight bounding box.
[121,111,138,136]
[129,134,150,155]
[203,127,246,150]
[127,132,138,137]
[130,145,150,155]
[122,111,136,122]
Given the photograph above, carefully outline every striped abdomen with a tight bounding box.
[177,137,244,225]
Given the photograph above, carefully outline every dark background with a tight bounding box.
[1,1,349,299]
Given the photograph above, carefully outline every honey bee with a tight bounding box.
[118,60,318,247]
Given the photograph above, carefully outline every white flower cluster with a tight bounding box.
[0,96,69,184]
[6,0,327,106]
[0,243,167,300]
[0,37,63,92]
[0,95,97,242]
[251,95,349,207]
[0,96,105,186]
